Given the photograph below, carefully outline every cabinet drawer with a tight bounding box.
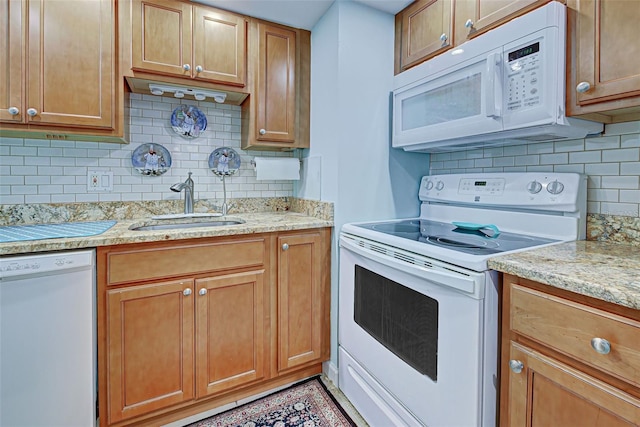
[106,238,266,285]
[511,283,640,388]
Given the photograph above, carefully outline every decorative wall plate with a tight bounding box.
[209,147,241,176]
[131,143,172,176]
[171,105,207,138]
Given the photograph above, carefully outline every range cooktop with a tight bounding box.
[353,219,558,256]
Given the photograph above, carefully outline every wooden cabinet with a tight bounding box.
[129,0,247,87]
[394,0,550,74]
[566,0,640,123]
[97,228,331,426]
[0,0,126,142]
[277,231,329,371]
[500,274,640,426]
[241,20,311,150]
[394,0,453,73]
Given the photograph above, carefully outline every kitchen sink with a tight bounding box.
[129,219,245,231]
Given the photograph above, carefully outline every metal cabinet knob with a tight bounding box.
[195,65,203,73]
[576,81,591,93]
[259,128,266,135]
[465,19,474,28]
[8,106,19,116]
[183,288,192,296]
[439,33,448,43]
[26,108,38,117]
[282,243,289,251]
[183,64,191,71]
[199,288,207,296]
[509,359,524,374]
[591,337,611,355]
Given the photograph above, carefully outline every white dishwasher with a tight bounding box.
[1,249,97,427]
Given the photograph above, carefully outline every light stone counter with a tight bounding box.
[488,241,640,310]
[0,211,333,256]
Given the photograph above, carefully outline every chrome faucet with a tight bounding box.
[170,172,194,214]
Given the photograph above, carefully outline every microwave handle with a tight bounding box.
[485,52,502,118]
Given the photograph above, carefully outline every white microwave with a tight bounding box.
[392,2,603,153]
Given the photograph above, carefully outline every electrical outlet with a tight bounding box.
[87,170,113,192]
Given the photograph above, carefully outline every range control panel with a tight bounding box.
[420,173,585,212]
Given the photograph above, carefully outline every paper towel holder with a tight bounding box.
[250,158,302,167]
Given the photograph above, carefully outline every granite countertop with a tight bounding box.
[488,240,640,310]
[0,212,333,256]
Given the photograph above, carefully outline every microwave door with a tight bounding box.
[392,48,503,151]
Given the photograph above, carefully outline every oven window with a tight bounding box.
[354,266,438,381]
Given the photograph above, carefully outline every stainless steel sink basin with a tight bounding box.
[129,219,244,231]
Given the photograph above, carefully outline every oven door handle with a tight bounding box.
[340,237,477,295]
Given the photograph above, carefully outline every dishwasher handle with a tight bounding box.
[0,250,95,280]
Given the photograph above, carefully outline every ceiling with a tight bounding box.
[194,0,413,30]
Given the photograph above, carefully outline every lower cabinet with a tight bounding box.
[97,229,331,426]
[500,274,640,426]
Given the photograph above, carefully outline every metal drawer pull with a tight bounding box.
[576,81,591,93]
[509,359,524,374]
[282,243,289,251]
[590,337,611,355]
[183,288,192,296]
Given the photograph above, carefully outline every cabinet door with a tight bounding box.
[503,342,640,427]
[193,6,246,86]
[255,23,296,143]
[195,270,268,398]
[107,279,194,423]
[571,0,640,106]
[0,0,23,123]
[454,0,547,44]
[25,0,113,128]
[277,232,323,371]
[131,0,192,77]
[396,0,453,72]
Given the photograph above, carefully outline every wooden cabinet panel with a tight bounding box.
[106,279,195,423]
[130,0,246,86]
[256,23,296,143]
[454,0,548,44]
[1,0,114,129]
[511,283,640,388]
[193,7,246,86]
[505,342,640,427]
[195,271,268,397]
[396,0,453,73]
[0,0,23,123]
[567,0,640,122]
[277,232,323,371]
[131,0,192,77]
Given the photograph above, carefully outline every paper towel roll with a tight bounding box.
[254,157,300,181]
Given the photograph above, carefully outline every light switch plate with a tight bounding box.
[87,170,113,192]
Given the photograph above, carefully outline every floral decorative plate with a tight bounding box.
[170,105,207,138]
[131,143,172,176]
[209,147,241,176]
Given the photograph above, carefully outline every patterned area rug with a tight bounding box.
[187,376,356,427]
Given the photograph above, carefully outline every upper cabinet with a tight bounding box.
[395,0,550,74]
[566,0,640,123]
[0,0,125,141]
[241,20,311,150]
[394,0,453,73]
[129,0,247,87]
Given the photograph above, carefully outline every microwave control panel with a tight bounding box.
[506,41,541,112]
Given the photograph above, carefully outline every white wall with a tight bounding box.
[304,1,431,374]
[0,95,294,205]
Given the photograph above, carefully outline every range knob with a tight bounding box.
[527,180,543,194]
[547,180,564,195]
[425,180,434,190]
[435,181,445,191]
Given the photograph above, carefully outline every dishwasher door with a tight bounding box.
[0,249,96,427]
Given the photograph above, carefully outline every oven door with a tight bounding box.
[338,234,498,427]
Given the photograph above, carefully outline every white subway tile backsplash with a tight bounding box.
[429,122,640,217]
[0,96,295,206]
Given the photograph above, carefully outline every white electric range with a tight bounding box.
[338,172,586,427]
